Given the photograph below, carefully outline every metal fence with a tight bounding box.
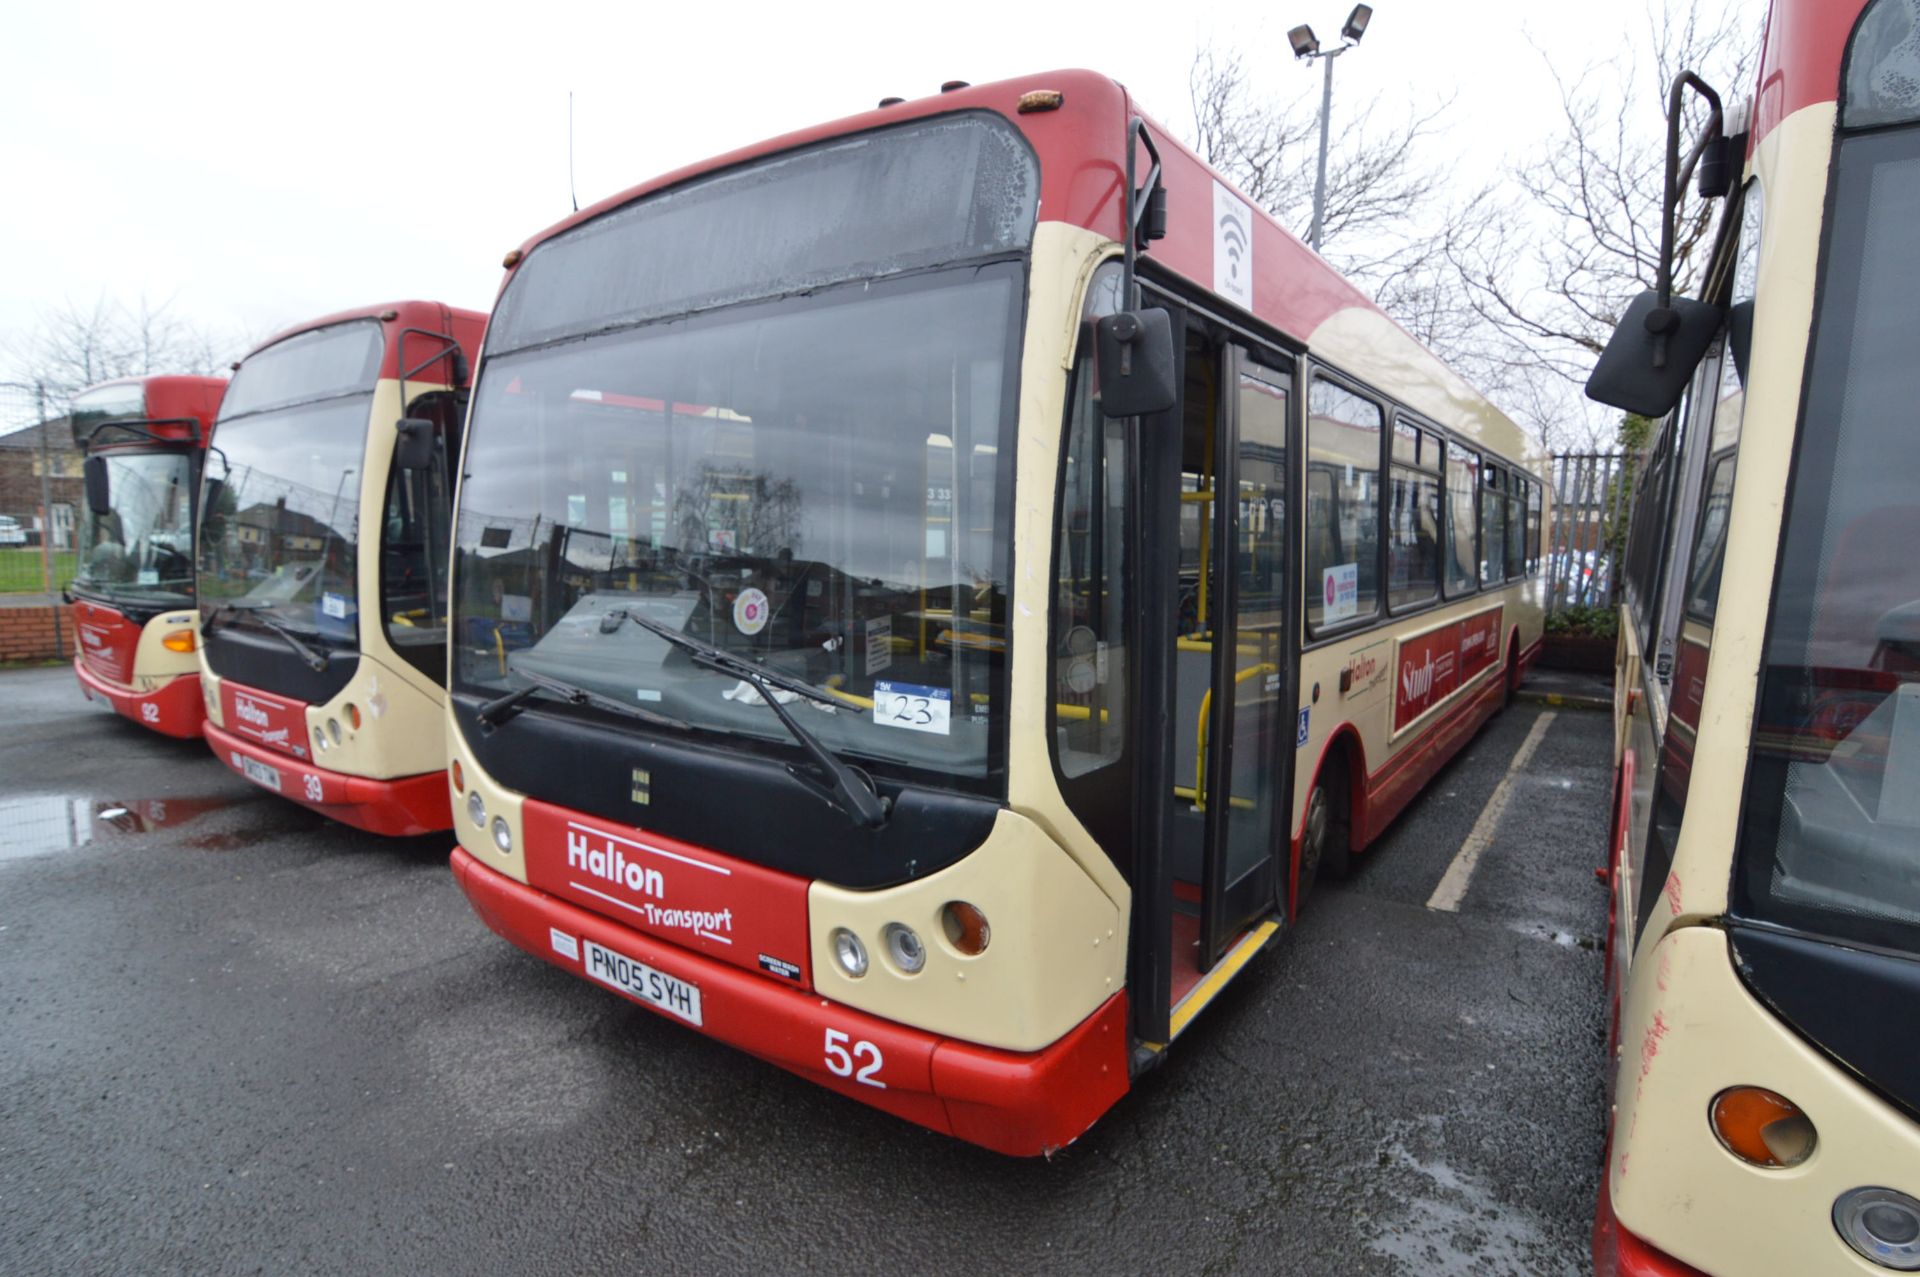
[1545,451,1629,613]
[0,381,76,609]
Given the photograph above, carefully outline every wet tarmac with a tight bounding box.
[0,664,1612,1274]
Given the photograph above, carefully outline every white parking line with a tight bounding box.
[1426,711,1558,913]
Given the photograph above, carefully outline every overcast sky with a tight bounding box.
[1,0,1758,378]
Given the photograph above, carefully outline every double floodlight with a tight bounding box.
[1291,5,1373,59]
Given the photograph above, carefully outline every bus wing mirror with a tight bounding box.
[84,454,111,516]
[1726,298,1754,389]
[1096,309,1176,418]
[1585,289,1722,418]
[394,417,436,471]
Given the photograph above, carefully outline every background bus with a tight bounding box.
[68,374,227,738]
[1589,0,1920,1271]
[442,72,1543,1155]
[196,301,485,836]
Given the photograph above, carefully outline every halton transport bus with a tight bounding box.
[196,302,485,836]
[1586,0,1920,1271]
[68,374,227,738]
[442,71,1547,1154]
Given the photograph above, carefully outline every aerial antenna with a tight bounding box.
[568,90,579,213]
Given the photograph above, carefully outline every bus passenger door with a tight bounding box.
[1197,349,1295,967]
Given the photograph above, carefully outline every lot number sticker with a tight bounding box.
[872,681,950,735]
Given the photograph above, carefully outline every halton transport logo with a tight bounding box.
[565,826,736,945]
[235,695,273,728]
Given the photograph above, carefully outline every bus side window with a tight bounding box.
[1526,477,1543,575]
[1505,475,1526,581]
[1305,375,1383,632]
[1387,419,1442,611]
[381,391,461,677]
[1443,445,1479,597]
[1480,463,1508,584]
[1051,269,1128,780]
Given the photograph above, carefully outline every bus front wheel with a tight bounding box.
[1299,771,1352,909]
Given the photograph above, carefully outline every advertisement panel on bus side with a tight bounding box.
[1394,607,1504,732]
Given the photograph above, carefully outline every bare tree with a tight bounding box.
[1444,1,1757,389]
[3,293,241,414]
[1186,43,1453,299]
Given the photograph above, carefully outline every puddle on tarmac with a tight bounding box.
[0,794,253,860]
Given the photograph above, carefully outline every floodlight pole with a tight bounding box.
[1308,46,1343,254]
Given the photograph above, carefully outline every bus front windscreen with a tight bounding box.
[73,449,197,607]
[197,321,383,648]
[453,265,1021,783]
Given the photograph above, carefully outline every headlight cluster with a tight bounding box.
[828,902,991,979]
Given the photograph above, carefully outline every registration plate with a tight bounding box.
[582,938,703,1026]
[236,753,282,792]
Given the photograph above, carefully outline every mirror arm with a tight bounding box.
[1655,71,1724,367]
[78,417,203,450]
[1123,116,1163,308]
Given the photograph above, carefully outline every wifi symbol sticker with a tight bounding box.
[1212,182,1255,310]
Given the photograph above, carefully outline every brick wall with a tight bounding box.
[0,599,70,662]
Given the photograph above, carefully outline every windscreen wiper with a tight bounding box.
[599,608,889,829]
[201,600,325,671]
[255,617,328,673]
[475,665,687,733]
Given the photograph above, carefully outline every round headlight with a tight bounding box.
[830,927,868,979]
[313,727,328,752]
[327,718,342,743]
[882,922,926,974]
[1836,1187,1920,1271]
[490,816,513,854]
[466,790,487,829]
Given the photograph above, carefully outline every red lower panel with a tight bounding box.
[1592,1142,1710,1277]
[451,847,1131,1156]
[73,658,205,740]
[206,721,451,836]
[1364,672,1507,845]
[520,799,813,986]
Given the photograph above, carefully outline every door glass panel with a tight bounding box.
[1207,358,1290,952]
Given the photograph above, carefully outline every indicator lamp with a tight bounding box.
[941,901,991,955]
[451,760,465,792]
[1709,1086,1816,1168]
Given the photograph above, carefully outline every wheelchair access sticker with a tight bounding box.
[1297,707,1311,748]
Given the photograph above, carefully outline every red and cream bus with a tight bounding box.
[444,72,1545,1154]
[68,374,228,738]
[1588,0,1920,1270]
[196,302,485,836]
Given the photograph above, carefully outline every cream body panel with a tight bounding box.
[1610,926,1920,1275]
[809,806,1124,1052]
[1004,221,1131,917]
[200,665,224,728]
[128,608,201,690]
[1654,104,1834,932]
[443,727,528,884]
[302,648,443,779]
[1307,306,1547,474]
